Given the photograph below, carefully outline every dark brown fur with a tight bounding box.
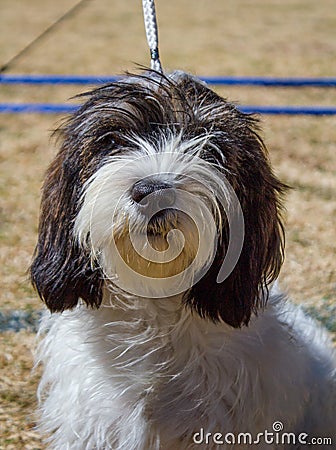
[31,71,287,327]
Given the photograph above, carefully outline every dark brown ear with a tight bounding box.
[30,143,103,313]
[186,140,287,328]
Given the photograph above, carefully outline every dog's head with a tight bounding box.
[31,71,286,327]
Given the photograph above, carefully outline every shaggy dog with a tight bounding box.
[31,71,335,449]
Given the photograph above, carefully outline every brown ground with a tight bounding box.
[0,0,335,448]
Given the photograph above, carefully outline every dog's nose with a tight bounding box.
[131,179,175,207]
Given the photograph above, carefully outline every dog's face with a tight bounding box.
[31,71,286,327]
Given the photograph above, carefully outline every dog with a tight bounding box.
[31,71,336,449]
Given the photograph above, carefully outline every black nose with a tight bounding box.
[131,179,175,206]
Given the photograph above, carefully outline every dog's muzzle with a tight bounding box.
[131,179,175,206]
[131,179,178,233]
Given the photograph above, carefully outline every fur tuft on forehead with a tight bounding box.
[58,71,264,171]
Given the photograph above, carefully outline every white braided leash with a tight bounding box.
[142,0,163,72]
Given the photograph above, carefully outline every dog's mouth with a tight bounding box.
[112,207,199,278]
[107,179,205,278]
[146,208,179,235]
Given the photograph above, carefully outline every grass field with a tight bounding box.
[0,0,335,447]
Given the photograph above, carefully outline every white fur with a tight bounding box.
[37,288,336,449]
[74,134,233,298]
[37,133,336,449]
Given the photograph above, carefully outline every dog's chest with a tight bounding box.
[96,307,238,440]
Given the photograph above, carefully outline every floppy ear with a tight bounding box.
[30,143,103,313]
[186,137,287,328]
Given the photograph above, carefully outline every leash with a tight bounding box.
[142,0,163,73]
[2,1,162,74]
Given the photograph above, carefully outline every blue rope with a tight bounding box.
[1,74,335,115]
[0,310,42,333]
[0,103,77,113]
[1,74,336,87]
[240,106,336,115]
[1,103,336,115]
[1,305,335,333]
[0,74,120,85]
[202,76,336,87]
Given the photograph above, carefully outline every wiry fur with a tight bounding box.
[31,71,336,449]
[37,291,336,450]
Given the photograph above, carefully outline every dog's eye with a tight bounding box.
[90,131,129,156]
[95,132,116,148]
[199,148,220,165]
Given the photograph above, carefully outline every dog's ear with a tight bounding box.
[186,130,287,328]
[30,143,103,313]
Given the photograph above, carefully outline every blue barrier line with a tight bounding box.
[1,103,336,115]
[0,309,42,333]
[240,106,336,115]
[0,74,119,85]
[1,305,335,333]
[202,76,336,87]
[1,74,336,87]
[0,103,77,113]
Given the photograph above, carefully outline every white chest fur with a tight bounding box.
[37,293,336,450]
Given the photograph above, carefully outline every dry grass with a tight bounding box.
[0,332,42,449]
[0,0,335,447]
